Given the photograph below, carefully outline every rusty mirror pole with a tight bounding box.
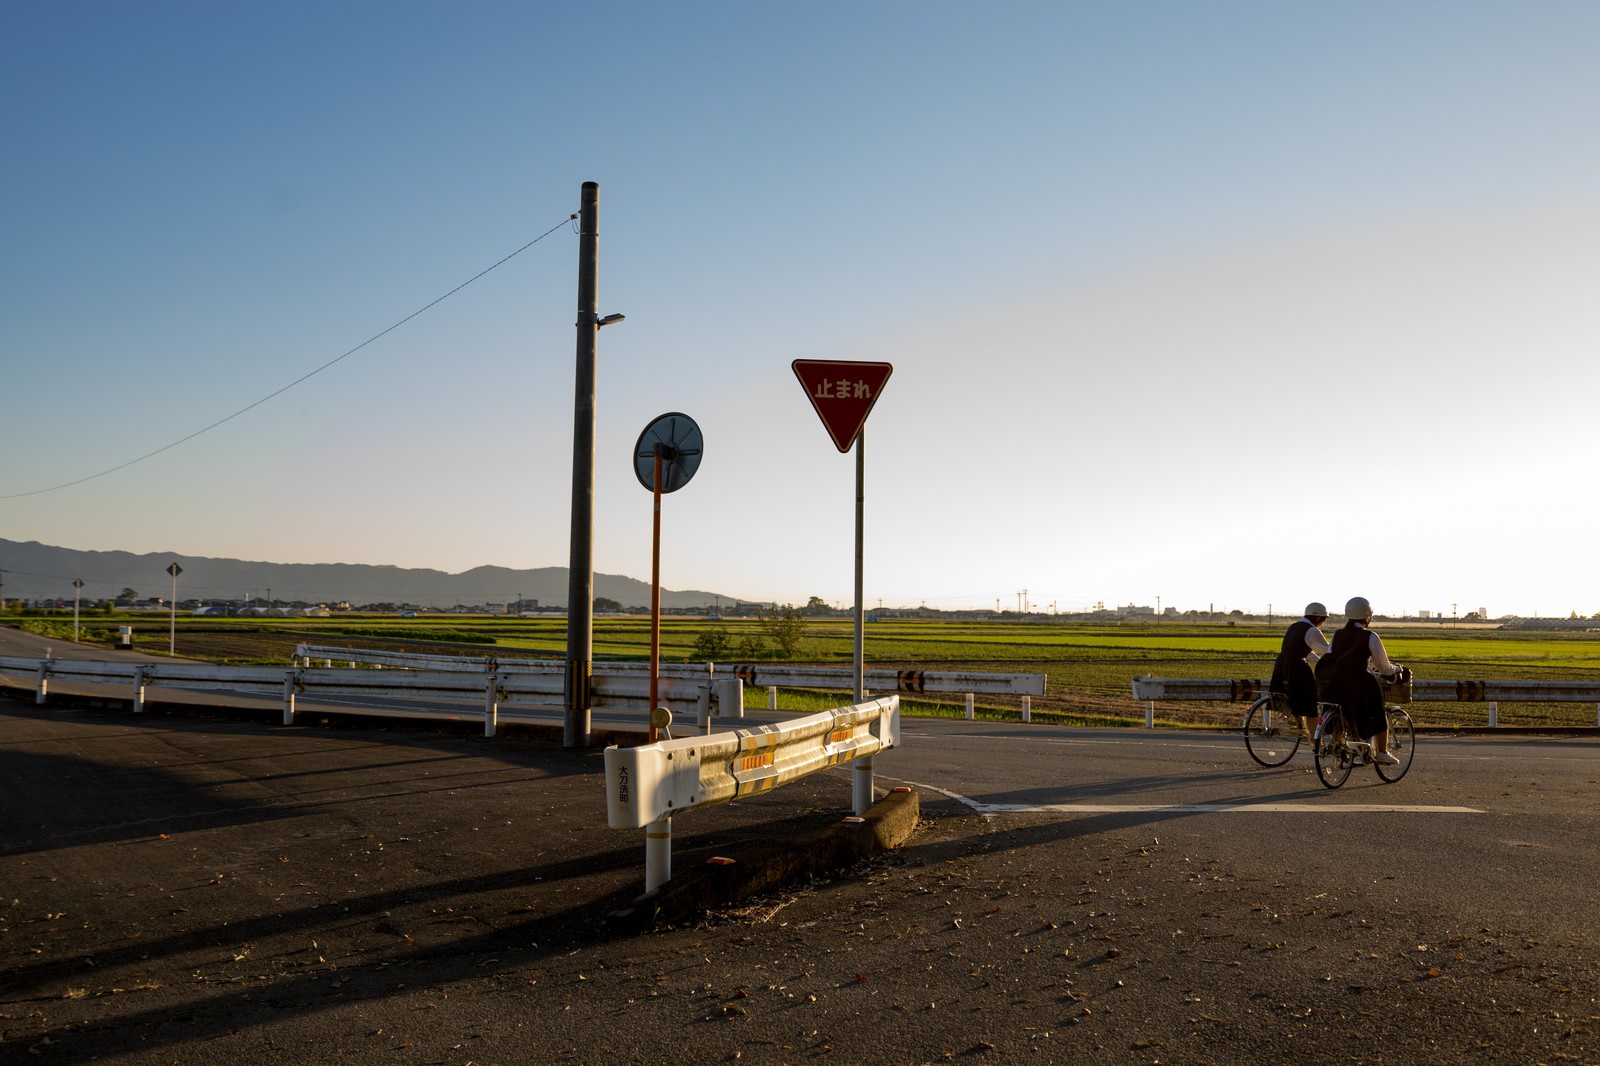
[633,413,703,743]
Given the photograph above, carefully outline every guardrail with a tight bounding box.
[2,645,1042,737]
[721,663,1044,721]
[604,695,900,890]
[0,655,742,735]
[294,646,1046,720]
[1130,676,1600,728]
[293,644,717,679]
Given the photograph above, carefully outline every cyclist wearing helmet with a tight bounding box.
[1270,601,1332,741]
[1322,596,1408,765]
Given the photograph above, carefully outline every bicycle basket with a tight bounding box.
[1378,675,1412,704]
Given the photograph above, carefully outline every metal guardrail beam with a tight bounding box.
[293,645,716,679]
[0,655,738,734]
[1129,675,1600,730]
[292,646,1044,696]
[1130,676,1600,703]
[603,695,900,890]
[723,663,1045,696]
[603,695,900,830]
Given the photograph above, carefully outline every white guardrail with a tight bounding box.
[1,644,1042,736]
[0,654,743,736]
[720,663,1043,721]
[1131,676,1600,728]
[604,694,900,891]
[295,645,1047,720]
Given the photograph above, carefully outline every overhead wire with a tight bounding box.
[1,213,578,500]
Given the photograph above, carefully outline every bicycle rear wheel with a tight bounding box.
[1244,695,1300,767]
[1314,714,1354,789]
[1375,707,1415,783]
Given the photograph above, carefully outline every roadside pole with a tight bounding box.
[565,182,599,748]
[851,428,872,815]
[166,563,182,656]
[632,414,704,745]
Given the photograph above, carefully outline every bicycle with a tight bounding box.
[1311,675,1416,789]
[1242,691,1308,767]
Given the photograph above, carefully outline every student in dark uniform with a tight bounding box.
[1322,596,1409,765]
[1270,602,1331,742]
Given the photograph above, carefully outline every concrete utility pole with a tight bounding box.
[565,181,600,748]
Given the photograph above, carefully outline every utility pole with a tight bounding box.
[565,181,600,748]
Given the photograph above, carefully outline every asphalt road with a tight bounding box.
[2,628,1597,1064]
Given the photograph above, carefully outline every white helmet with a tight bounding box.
[1345,596,1372,620]
[1304,602,1328,618]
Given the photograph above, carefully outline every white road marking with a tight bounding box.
[970,802,1483,814]
[892,779,1482,816]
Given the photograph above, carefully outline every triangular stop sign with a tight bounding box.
[792,359,894,452]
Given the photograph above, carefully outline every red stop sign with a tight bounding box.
[791,359,894,452]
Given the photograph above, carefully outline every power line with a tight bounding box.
[1,214,577,500]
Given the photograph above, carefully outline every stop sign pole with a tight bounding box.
[791,359,892,815]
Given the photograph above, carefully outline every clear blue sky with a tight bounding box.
[4,1,1599,618]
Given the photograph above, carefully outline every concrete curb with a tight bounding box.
[607,786,922,932]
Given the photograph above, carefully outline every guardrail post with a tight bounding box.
[282,671,297,726]
[484,675,499,737]
[1488,701,1498,728]
[1021,695,1031,723]
[34,662,50,705]
[696,685,711,731]
[132,667,147,715]
[767,685,778,710]
[713,677,743,720]
[853,758,874,816]
[1146,701,1155,728]
[964,693,975,720]
[645,815,672,892]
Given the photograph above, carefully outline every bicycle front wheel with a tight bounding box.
[1375,707,1415,783]
[1244,695,1300,767]
[1314,717,1354,789]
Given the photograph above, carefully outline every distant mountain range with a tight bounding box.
[0,538,744,610]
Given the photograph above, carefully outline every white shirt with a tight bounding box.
[1298,617,1332,662]
[1360,625,1397,675]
